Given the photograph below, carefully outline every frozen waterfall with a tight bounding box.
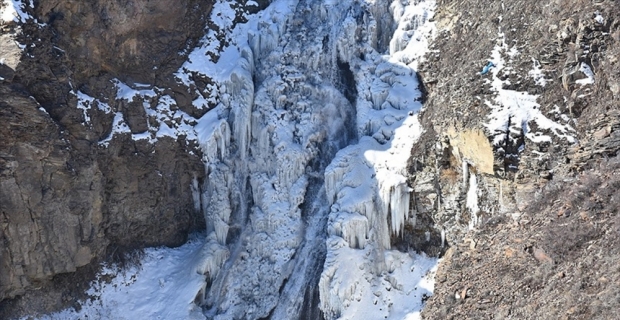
[185,0,439,319]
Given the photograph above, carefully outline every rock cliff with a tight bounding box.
[0,0,215,309]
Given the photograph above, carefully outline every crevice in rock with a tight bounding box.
[336,58,357,106]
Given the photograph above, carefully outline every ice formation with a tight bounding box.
[466,173,480,230]
[39,0,441,319]
[189,0,439,318]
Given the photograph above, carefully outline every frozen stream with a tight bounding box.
[36,0,439,319]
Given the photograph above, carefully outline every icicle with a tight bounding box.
[203,165,233,245]
[288,176,309,209]
[370,79,390,109]
[240,46,255,76]
[499,179,503,210]
[375,172,411,238]
[191,175,201,213]
[248,30,260,62]
[388,182,410,237]
[195,236,230,281]
[276,146,307,189]
[466,173,480,230]
[328,211,369,249]
[324,160,349,205]
[227,61,254,160]
[437,185,442,213]
[198,118,231,164]
[441,228,446,248]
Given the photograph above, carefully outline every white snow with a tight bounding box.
[528,58,549,87]
[113,79,157,101]
[1,0,31,23]
[210,0,236,32]
[484,31,576,146]
[1,0,45,26]
[594,12,604,25]
[36,235,210,320]
[575,62,595,85]
[99,112,131,146]
[75,91,92,124]
[74,91,112,125]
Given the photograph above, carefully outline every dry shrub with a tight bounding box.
[106,245,145,271]
[439,167,459,183]
[543,220,599,261]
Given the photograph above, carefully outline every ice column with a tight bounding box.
[198,119,231,164]
[466,173,480,230]
[191,175,201,213]
[203,164,233,245]
[225,51,255,160]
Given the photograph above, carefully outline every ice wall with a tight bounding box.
[175,0,438,319]
[319,0,437,318]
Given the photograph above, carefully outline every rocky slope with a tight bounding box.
[406,0,620,318]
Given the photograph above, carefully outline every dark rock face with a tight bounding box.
[35,0,209,84]
[97,136,206,249]
[0,0,213,308]
[1,85,104,299]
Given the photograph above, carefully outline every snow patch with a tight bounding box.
[484,31,575,146]
[594,12,604,25]
[528,58,549,87]
[99,112,131,146]
[1,0,32,23]
[99,79,218,145]
[113,79,157,101]
[36,235,210,320]
[575,62,595,85]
